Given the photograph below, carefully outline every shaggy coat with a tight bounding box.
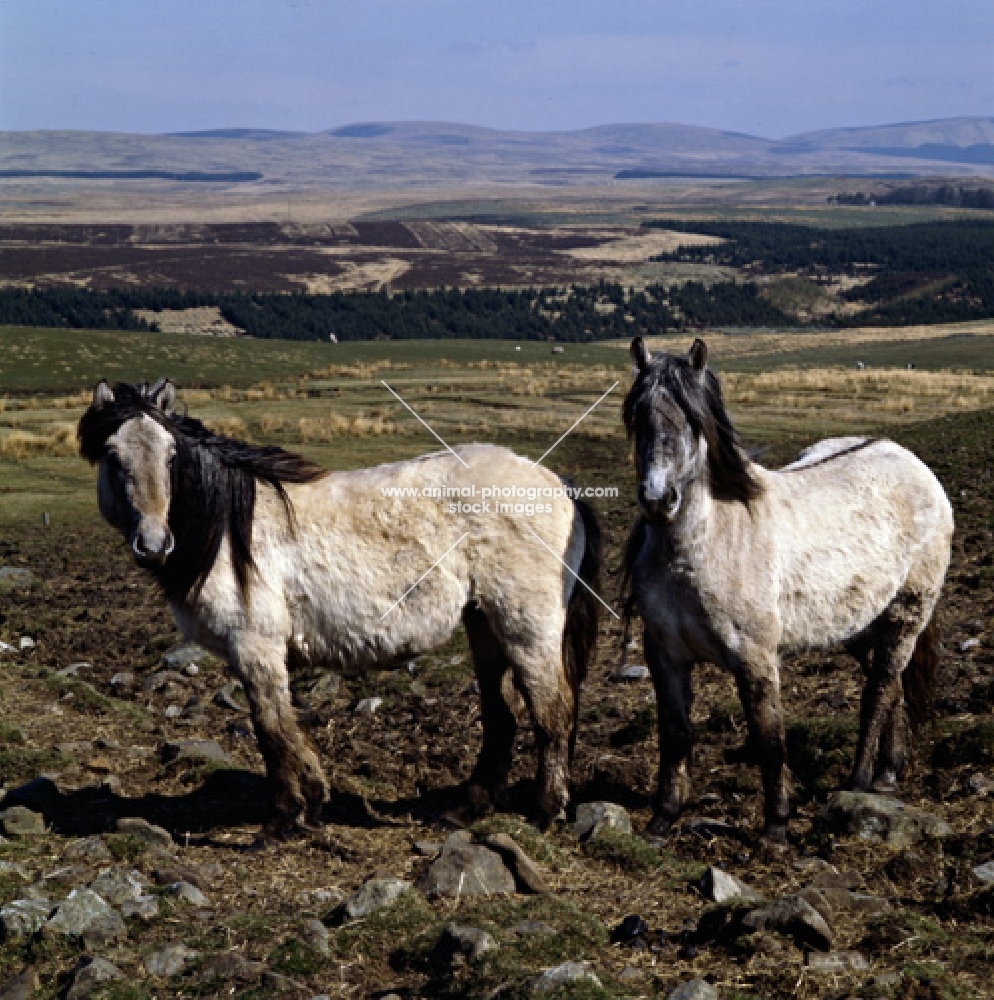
[80,380,600,831]
[622,338,953,839]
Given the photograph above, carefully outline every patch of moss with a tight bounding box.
[582,828,660,873]
[0,720,25,744]
[786,715,859,794]
[0,746,70,784]
[268,935,327,977]
[609,704,655,747]
[471,814,561,865]
[933,719,994,767]
[333,889,436,963]
[103,834,149,864]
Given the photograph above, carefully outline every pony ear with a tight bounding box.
[630,337,652,372]
[688,338,708,376]
[93,380,115,408]
[149,378,177,413]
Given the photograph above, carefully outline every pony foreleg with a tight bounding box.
[228,632,329,833]
[735,655,790,842]
[644,634,693,837]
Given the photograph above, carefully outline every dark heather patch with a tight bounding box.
[781,437,879,472]
[78,381,327,602]
[623,351,762,507]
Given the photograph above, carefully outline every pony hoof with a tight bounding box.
[760,823,789,848]
[871,772,899,795]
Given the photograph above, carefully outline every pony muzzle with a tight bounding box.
[640,483,682,522]
[131,524,175,567]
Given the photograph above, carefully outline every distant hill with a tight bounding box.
[2,118,993,190]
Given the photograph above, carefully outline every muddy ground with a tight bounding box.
[0,415,993,999]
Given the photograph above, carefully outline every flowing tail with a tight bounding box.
[904,611,940,731]
[563,499,601,752]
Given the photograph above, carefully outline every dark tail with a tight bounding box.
[564,499,601,742]
[904,612,940,731]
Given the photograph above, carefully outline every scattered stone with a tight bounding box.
[65,957,124,1000]
[742,894,833,951]
[182,662,200,677]
[0,969,38,1000]
[307,673,341,703]
[0,806,45,837]
[816,888,889,914]
[115,816,174,848]
[214,680,249,713]
[797,887,834,928]
[513,920,556,936]
[299,917,331,956]
[109,671,134,689]
[161,739,230,765]
[481,833,551,893]
[667,979,719,1000]
[342,877,413,920]
[809,868,862,890]
[261,971,305,993]
[164,881,210,907]
[0,567,35,591]
[144,669,188,694]
[818,791,952,848]
[573,801,632,841]
[89,867,147,906]
[701,866,762,904]
[145,943,200,977]
[972,860,994,883]
[121,895,159,920]
[164,705,183,719]
[0,860,31,880]
[197,951,265,983]
[967,773,994,796]
[806,951,870,973]
[793,857,837,875]
[0,897,54,937]
[18,637,35,651]
[46,888,127,946]
[416,832,516,899]
[162,643,210,671]
[438,924,499,962]
[610,914,649,945]
[63,836,114,864]
[412,840,442,857]
[355,696,383,715]
[56,664,81,677]
[614,663,650,682]
[530,961,602,993]
[153,862,219,892]
[0,640,14,655]
[960,638,982,652]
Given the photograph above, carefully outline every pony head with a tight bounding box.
[623,337,760,521]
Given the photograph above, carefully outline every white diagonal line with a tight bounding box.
[381,380,469,468]
[526,527,620,620]
[531,382,619,468]
[380,532,469,620]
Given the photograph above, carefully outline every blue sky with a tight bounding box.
[1,0,991,137]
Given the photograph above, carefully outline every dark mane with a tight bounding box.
[622,352,762,506]
[79,382,328,602]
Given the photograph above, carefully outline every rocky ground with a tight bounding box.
[0,411,993,1000]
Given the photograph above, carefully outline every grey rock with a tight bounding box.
[121,894,159,920]
[416,834,516,899]
[46,888,127,946]
[299,917,331,956]
[65,957,124,1000]
[797,887,834,929]
[816,887,889,914]
[0,860,31,881]
[164,880,210,906]
[960,638,981,652]
[701,866,762,904]
[162,643,211,671]
[412,840,442,857]
[972,860,994,883]
[967,773,994,797]
[793,857,838,876]
[55,740,93,755]
[161,739,230,765]
[182,662,200,677]
[145,942,200,977]
[164,705,183,719]
[530,961,602,993]
[819,791,952,848]
[0,806,45,837]
[0,897,54,937]
[197,951,265,982]
[573,801,632,840]
[261,971,305,993]
[109,671,134,689]
[355,696,383,715]
[440,923,499,962]
[742,894,833,951]
[18,637,35,651]
[214,680,249,713]
[805,950,870,972]
[0,970,39,1000]
[143,669,188,694]
[152,862,219,892]
[667,979,719,1000]
[62,835,114,864]
[0,567,35,591]
[513,920,556,936]
[115,816,173,848]
[809,868,862,890]
[307,673,341,703]
[614,663,651,682]
[89,867,147,906]
[343,877,413,920]
[481,833,551,893]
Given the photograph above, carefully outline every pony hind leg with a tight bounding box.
[644,630,694,837]
[228,631,329,834]
[462,603,520,816]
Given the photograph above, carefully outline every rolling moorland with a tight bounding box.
[0,328,992,1000]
